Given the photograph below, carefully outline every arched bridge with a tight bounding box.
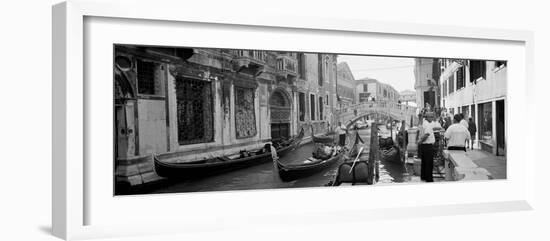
[336,101,418,126]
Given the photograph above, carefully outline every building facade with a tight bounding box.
[295,53,338,133]
[399,90,417,106]
[114,45,337,186]
[336,62,356,108]
[439,59,507,156]
[414,58,441,110]
[355,77,400,104]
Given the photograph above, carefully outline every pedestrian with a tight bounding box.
[440,108,448,119]
[459,113,469,129]
[433,117,443,130]
[398,120,408,148]
[440,117,446,129]
[336,122,347,146]
[444,116,452,130]
[417,111,436,182]
[467,117,477,149]
[444,114,471,152]
[425,103,432,112]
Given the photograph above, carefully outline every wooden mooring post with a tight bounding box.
[367,123,379,184]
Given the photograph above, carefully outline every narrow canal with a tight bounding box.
[149,126,415,194]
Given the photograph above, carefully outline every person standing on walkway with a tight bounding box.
[444,114,471,152]
[418,111,436,182]
[336,122,347,146]
[459,113,469,129]
[443,116,452,130]
[467,117,477,149]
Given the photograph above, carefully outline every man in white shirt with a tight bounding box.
[418,112,436,182]
[444,114,471,151]
[335,122,347,146]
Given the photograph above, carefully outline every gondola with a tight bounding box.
[276,150,344,182]
[310,125,334,144]
[273,126,342,181]
[379,135,402,164]
[330,132,370,186]
[343,131,364,161]
[154,129,305,179]
[272,128,305,158]
[380,146,401,164]
[154,147,273,179]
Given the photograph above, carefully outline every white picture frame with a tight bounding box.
[52,0,535,240]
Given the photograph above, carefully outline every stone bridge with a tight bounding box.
[336,101,418,127]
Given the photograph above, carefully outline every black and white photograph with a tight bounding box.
[114,45,507,195]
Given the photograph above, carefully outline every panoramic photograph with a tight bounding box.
[113,45,507,195]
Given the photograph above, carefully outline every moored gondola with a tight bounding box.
[330,131,370,186]
[380,146,401,164]
[154,146,273,179]
[273,128,305,158]
[154,129,305,179]
[310,125,334,144]
[276,150,344,182]
[276,128,343,181]
[379,134,402,164]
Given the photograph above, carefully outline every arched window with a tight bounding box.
[269,90,288,107]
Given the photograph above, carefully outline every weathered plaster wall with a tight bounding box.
[137,99,167,155]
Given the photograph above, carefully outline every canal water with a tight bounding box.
[149,127,415,194]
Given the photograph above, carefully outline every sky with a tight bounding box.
[337,55,416,93]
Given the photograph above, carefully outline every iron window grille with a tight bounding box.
[176,77,214,145]
[235,87,257,138]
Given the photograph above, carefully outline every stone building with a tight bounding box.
[336,62,356,108]
[399,89,417,106]
[439,59,506,156]
[114,45,337,187]
[355,77,400,103]
[294,53,338,134]
[413,58,441,109]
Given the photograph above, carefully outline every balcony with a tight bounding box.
[232,50,267,76]
[276,55,298,81]
[234,50,267,63]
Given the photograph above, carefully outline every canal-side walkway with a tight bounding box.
[466,149,506,179]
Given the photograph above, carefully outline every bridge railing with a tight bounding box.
[336,101,417,116]
[336,100,418,124]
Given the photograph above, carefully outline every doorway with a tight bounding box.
[423,90,435,109]
[115,102,136,158]
[271,123,290,140]
[270,89,292,140]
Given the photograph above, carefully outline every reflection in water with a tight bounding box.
[378,161,414,183]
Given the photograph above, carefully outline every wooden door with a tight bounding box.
[271,123,290,140]
[115,102,136,158]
